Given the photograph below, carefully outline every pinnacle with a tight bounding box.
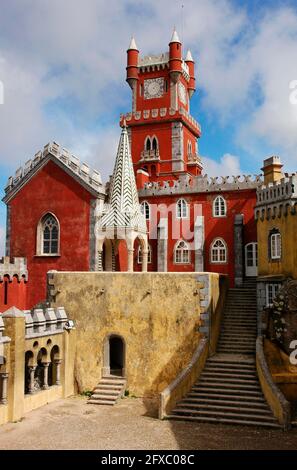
[128,36,138,51]
[169,28,181,44]
[186,49,194,62]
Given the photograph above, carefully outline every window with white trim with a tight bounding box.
[137,244,152,264]
[174,240,190,264]
[270,232,281,260]
[213,196,227,217]
[211,238,227,263]
[266,283,281,307]
[140,201,150,220]
[176,198,188,219]
[187,140,192,156]
[38,213,60,255]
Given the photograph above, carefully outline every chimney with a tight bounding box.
[262,156,283,185]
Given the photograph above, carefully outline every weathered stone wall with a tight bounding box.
[49,272,227,397]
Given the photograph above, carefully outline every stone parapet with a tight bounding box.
[255,173,297,220]
[138,173,262,197]
[0,257,28,282]
[25,307,69,339]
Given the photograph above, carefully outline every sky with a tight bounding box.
[0,0,297,254]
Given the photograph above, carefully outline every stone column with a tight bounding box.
[142,250,148,272]
[55,360,62,386]
[194,216,204,272]
[0,372,9,404]
[42,362,50,390]
[234,214,244,287]
[157,218,168,272]
[127,249,134,272]
[28,366,36,394]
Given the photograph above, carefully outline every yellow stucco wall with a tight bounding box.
[50,272,225,398]
[257,212,297,278]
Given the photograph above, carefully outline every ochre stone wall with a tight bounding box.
[50,272,226,397]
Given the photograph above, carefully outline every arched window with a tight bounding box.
[37,213,60,255]
[213,196,227,217]
[140,201,150,220]
[138,244,152,264]
[211,238,227,263]
[174,240,190,264]
[176,198,188,219]
[145,137,151,151]
[152,136,158,151]
[269,230,281,260]
[187,140,192,156]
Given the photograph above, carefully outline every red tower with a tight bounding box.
[122,30,202,183]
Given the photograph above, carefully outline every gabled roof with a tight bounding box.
[3,142,105,203]
[99,123,146,232]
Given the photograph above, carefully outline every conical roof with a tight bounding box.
[128,36,139,51]
[99,123,146,232]
[170,28,181,44]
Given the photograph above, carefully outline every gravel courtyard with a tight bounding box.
[0,396,296,450]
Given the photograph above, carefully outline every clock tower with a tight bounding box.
[122,30,202,183]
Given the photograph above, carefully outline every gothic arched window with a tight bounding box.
[176,198,188,219]
[174,240,190,264]
[211,238,227,263]
[140,201,150,220]
[213,196,227,217]
[145,137,151,151]
[37,213,60,255]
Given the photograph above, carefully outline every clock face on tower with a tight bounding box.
[178,82,187,105]
[144,78,164,99]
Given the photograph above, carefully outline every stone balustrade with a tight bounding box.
[25,307,68,339]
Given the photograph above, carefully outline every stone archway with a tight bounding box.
[102,334,126,377]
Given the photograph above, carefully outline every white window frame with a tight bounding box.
[174,240,190,264]
[36,212,60,256]
[210,238,227,264]
[140,201,150,220]
[187,140,192,156]
[137,244,152,264]
[266,283,281,307]
[176,198,189,219]
[270,232,281,260]
[213,196,227,217]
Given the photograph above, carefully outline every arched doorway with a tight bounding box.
[103,335,126,377]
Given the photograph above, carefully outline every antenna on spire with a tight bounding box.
[181,3,184,45]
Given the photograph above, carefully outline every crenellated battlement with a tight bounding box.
[24,306,69,339]
[120,106,201,135]
[0,257,28,282]
[138,173,263,197]
[4,141,104,200]
[255,173,297,220]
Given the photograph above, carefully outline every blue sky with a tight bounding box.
[0,0,297,253]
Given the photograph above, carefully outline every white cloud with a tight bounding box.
[203,153,242,177]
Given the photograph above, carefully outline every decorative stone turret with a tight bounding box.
[169,29,182,84]
[96,122,148,272]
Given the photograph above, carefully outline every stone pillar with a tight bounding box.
[194,216,204,272]
[157,218,168,272]
[55,360,62,386]
[0,372,9,404]
[42,363,50,390]
[142,250,148,272]
[234,214,244,287]
[28,366,36,394]
[127,249,134,272]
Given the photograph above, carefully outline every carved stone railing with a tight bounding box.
[140,149,160,162]
[25,307,68,339]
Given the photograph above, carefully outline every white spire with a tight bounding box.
[170,28,181,44]
[185,49,194,62]
[99,125,146,232]
[128,36,139,51]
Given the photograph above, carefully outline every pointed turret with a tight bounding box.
[99,125,146,233]
[169,28,182,83]
[126,36,139,90]
[185,49,196,98]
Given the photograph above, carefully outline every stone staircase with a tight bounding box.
[169,278,281,427]
[88,375,126,406]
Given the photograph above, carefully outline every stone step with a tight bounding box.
[190,387,263,397]
[201,371,257,380]
[176,402,272,415]
[91,393,118,400]
[171,408,277,423]
[88,399,115,406]
[194,381,261,391]
[199,376,258,385]
[204,366,256,375]
[187,392,266,403]
[207,359,255,368]
[92,389,119,396]
[94,383,123,390]
[167,415,280,428]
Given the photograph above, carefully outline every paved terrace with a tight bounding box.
[0,397,296,450]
